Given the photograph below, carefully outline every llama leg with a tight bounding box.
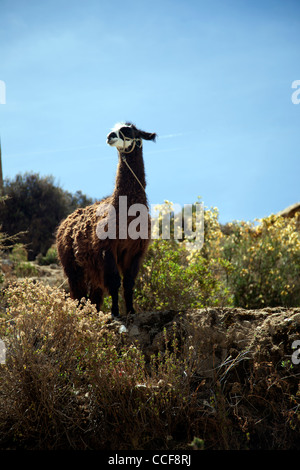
[66,264,87,302]
[89,287,104,311]
[57,241,88,302]
[123,276,135,314]
[122,254,142,315]
[103,250,121,317]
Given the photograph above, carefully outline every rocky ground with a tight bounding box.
[112,305,300,373]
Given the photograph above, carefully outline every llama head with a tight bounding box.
[106,122,156,152]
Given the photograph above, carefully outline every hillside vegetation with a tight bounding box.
[0,174,300,450]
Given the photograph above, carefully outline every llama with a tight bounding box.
[56,122,156,317]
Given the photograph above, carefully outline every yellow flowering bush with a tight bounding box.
[221,215,300,308]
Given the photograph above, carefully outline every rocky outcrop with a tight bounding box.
[109,306,300,371]
[276,202,300,219]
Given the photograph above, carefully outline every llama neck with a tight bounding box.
[112,147,148,207]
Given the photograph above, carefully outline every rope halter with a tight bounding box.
[118,129,142,154]
[118,129,145,192]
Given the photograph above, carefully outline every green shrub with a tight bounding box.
[14,261,39,277]
[8,244,38,277]
[37,245,58,265]
[135,239,233,311]
[9,244,28,263]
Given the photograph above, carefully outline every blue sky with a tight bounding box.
[1,0,300,223]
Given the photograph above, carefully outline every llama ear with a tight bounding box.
[136,129,157,142]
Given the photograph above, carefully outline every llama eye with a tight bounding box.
[120,127,133,139]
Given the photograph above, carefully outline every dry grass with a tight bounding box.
[0,280,300,450]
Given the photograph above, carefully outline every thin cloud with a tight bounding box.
[6,133,188,159]
[6,142,107,159]
[159,132,188,139]
[145,146,188,156]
